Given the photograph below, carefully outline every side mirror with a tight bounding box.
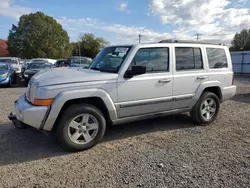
[124,65,146,78]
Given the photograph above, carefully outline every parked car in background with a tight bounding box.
[30,58,57,65]
[0,57,22,74]
[0,63,16,86]
[21,60,31,76]
[23,61,54,85]
[67,56,92,68]
[55,59,69,67]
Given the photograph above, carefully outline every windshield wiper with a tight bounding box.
[99,69,117,73]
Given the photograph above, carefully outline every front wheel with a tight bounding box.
[56,104,106,151]
[13,120,30,129]
[190,92,220,125]
[8,77,13,87]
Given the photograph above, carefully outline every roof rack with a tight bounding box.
[159,39,225,46]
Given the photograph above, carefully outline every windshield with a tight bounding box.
[68,56,92,65]
[89,46,132,73]
[30,59,47,63]
[0,64,8,71]
[0,59,18,64]
[27,62,52,69]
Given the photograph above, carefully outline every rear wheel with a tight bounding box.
[56,104,106,151]
[191,92,220,125]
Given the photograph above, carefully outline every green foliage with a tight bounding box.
[230,29,250,51]
[7,12,72,58]
[72,33,109,58]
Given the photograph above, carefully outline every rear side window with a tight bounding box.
[175,47,203,71]
[206,48,228,68]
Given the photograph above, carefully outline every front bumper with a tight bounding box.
[0,76,9,85]
[9,95,49,129]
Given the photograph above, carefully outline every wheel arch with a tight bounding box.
[42,89,117,131]
[203,87,222,102]
[190,81,223,107]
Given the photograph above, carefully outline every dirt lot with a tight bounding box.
[0,76,249,188]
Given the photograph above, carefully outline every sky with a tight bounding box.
[0,0,250,45]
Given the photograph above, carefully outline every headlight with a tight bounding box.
[33,98,54,106]
[29,84,37,103]
[26,83,31,101]
[0,72,8,77]
[26,83,36,102]
[29,84,53,106]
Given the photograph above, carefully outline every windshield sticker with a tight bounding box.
[114,47,129,53]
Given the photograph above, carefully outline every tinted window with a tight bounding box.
[133,47,169,73]
[0,64,8,70]
[207,48,228,68]
[0,59,18,64]
[175,47,203,71]
[27,63,52,69]
[194,48,203,69]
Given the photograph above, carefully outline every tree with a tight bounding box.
[72,33,109,58]
[230,29,250,51]
[0,39,8,57]
[7,12,71,58]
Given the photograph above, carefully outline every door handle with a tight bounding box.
[197,76,207,80]
[158,79,171,83]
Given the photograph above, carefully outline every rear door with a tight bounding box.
[172,44,208,109]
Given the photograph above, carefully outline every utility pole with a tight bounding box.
[139,34,142,43]
[195,33,202,41]
[78,41,81,56]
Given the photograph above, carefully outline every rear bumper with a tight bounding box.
[222,85,237,102]
[10,95,49,129]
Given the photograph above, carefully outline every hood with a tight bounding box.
[32,68,118,86]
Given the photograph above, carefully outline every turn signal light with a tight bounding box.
[33,98,54,106]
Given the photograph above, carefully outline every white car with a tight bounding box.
[0,57,21,74]
[9,40,236,151]
[30,58,57,65]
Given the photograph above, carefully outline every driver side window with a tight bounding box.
[131,47,169,73]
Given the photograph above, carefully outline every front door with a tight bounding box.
[116,46,173,118]
[172,45,208,109]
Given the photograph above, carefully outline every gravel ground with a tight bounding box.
[0,76,249,188]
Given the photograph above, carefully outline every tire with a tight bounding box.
[56,104,106,151]
[24,81,29,87]
[8,77,13,87]
[190,91,220,125]
[13,121,30,129]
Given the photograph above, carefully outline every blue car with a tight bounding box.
[0,63,16,87]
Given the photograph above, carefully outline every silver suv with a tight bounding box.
[9,40,236,151]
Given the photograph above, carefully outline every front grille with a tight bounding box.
[0,77,7,82]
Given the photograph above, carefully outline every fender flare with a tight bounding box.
[42,88,117,131]
[189,81,223,107]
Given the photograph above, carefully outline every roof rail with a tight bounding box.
[159,39,225,46]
